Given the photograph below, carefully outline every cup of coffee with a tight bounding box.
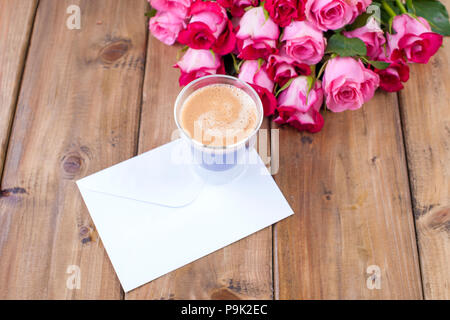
[174,75,263,180]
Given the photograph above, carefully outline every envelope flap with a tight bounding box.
[77,140,204,207]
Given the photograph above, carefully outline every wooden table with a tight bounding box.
[0,0,448,300]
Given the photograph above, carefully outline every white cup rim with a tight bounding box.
[174,74,264,150]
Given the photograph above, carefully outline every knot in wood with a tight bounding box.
[62,154,82,175]
[79,226,89,237]
[99,40,130,63]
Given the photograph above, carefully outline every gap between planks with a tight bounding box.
[395,91,426,300]
[0,1,39,184]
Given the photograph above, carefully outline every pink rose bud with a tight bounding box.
[149,11,186,46]
[266,51,311,86]
[374,60,410,92]
[149,0,192,19]
[323,57,380,112]
[305,0,354,31]
[236,7,280,59]
[217,0,259,17]
[178,1,236,54]
[281,20,327,65]
[343,17,386,60]
[274,76,324,133]
[238,60,277,116]
[174,48,225,86]
[387,14,443,64]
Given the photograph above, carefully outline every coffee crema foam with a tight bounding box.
[180,84,258,147]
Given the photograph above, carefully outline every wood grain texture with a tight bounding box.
[0,0,148,299]
[273,92,423,299]
[125,36,273,300]
[398,0,450,299]
[0,0,38,179]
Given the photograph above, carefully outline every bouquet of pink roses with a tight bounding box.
[148,0,449,133]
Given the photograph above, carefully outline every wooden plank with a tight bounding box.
[125,37,273,299]
[0,0,148,299]
[0,0,38,179]
[398,0,450,300]
[273,91,423,299]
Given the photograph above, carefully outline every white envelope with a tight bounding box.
[77,139,293,292]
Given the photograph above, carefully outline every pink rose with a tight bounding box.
[178,1,236,54]
[323,57,379,112]
[266,50,311,86]
[149,11,186,46]
[281,20,326,65]
[278,76,323,113]
[212,20,237,55]
[374,60,410,92]
[174,48,225,86]
[239,60,274,91]
[305,0,354,31]
[343,18,386,60]
[387,14,443,64]
[237,38,278,60]
[149,0,192,19]
[274,76,324,133]
[217,0,259,17]
[264,0,305,27]
[236,7,280,59]
[251,85,278,117]
[238,60,277,116]
[349,0,372,22]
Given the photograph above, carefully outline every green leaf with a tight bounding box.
[145,8,157,18]
[275,78,294,96]
[367,60,390,69]
[360,55,391,69]
[412,0,450,36]
[325,33,367,57]
[346,2,383,30]
[346,13,372,31]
